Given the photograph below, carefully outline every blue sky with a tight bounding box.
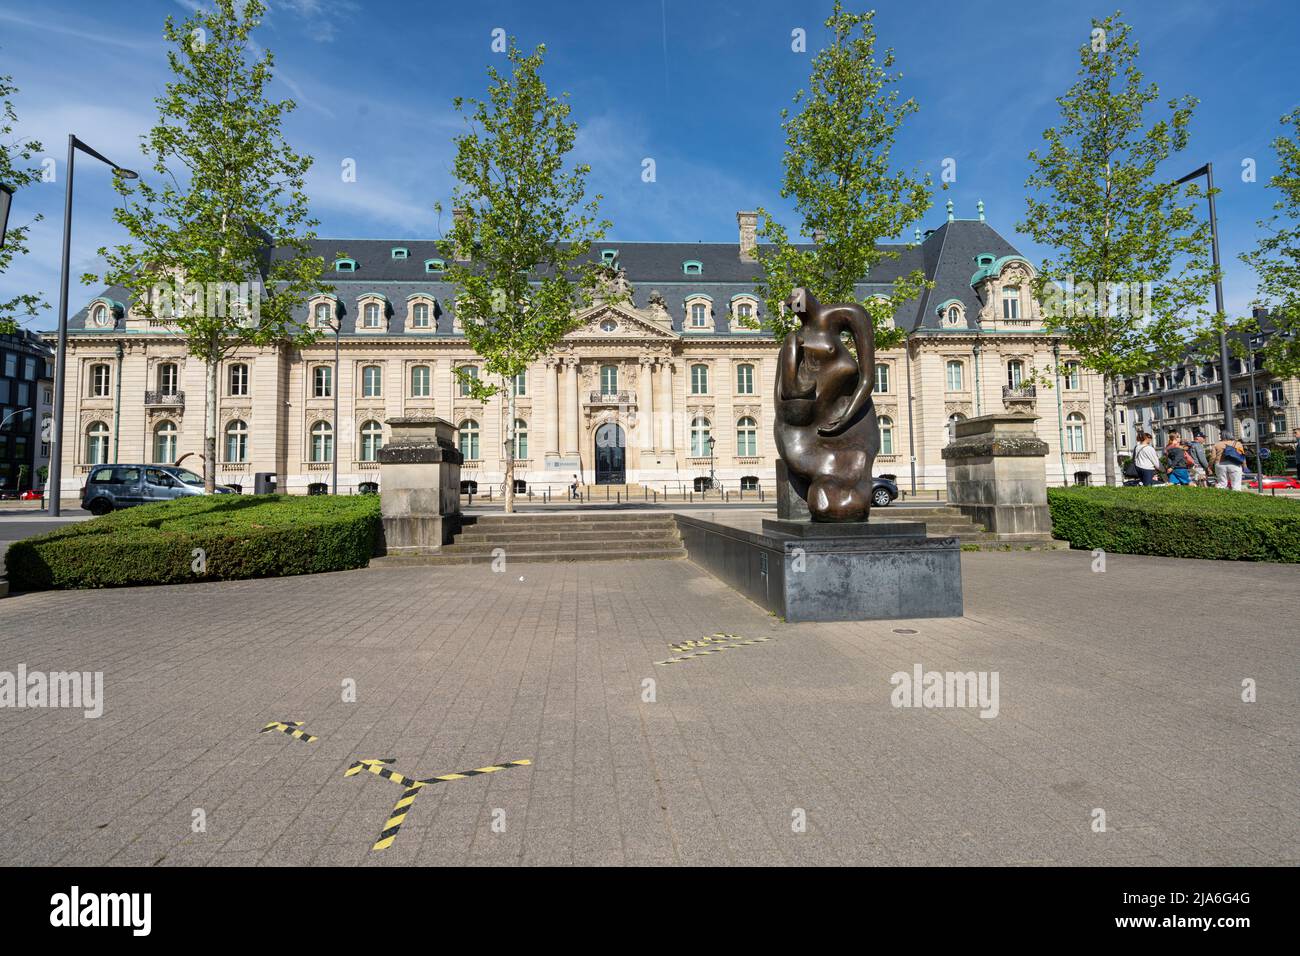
[1,0,1297,331]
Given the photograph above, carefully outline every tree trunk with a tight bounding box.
[1102,374,1117,487]
[205,354,218,493]
[504,376,516,514]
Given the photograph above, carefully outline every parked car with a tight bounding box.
[1242,474,1300,491]
[18,489,42,500]
[872,475,899,507]
[81,464,235,516]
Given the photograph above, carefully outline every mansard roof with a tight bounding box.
[65,218,1036,337]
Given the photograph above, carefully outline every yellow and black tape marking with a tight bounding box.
[347,757,533,852]
[260,720,318,743]
[668,632,748,653]
[655,635,772,665]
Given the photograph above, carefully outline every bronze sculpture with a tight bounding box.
[774,288,879,522]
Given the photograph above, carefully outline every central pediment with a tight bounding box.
[565,301,679,341]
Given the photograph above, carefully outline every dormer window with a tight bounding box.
[334,257,357,273]
[391,247,409,260]
[1002,286,1021,320]
[357,293,388,331]
[682,259,703,276]
[424,258,445,274]
[684,294,714,331]
[600,249,619,266]
[91,304,110,327]
[730,294,760,331]
[947,306,960,326]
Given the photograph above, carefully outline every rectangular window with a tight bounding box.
[3,354,16,377]
[23,357,36,379]
[362,366,383,398]
[411,365,431,397]
[874,363,889,393]
[690,365,708,394]
[945,362,963,392]
[412,302,430,328]
[736,364,754,395]
[1002,287,1020,320]
[313,366,332,398]
[513,370,527,397]
[691,304,706,327]
[1189,397,1199,415]
[459,366,478,397]
[229,364,249,396]
[91,365,111,398]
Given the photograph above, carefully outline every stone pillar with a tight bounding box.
[658,361,675,453]
[941,412,1054,541]
[377,416,462,554]
[563,358,579,457]
[638,357,654,450]
[545,359,560,457]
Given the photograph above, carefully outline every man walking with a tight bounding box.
[1212,430,1248,491]
[1186,431,1211,486]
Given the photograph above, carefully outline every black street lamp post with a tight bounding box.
[48,135,137,516]
[707,434,716,491]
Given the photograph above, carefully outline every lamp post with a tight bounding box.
[1175,163,1234,441]
[1246,343,1264,495]
[707,433,716,491]
[48,135,137,516]
[331,313,340,495]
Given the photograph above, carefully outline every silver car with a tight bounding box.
[80,464,235,515]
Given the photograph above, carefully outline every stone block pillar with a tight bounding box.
[941,412,1054,540]
[377,416,462,554]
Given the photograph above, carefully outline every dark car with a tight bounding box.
[872,475,899,507]
[80,464,235,516]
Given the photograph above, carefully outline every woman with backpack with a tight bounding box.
[1132,432,1163,486]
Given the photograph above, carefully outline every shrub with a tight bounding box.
[1047,486,1300,563]
[5,494,381,590]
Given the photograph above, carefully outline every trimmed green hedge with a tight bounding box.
[1047,486,1300,563]
[5,494,381,590]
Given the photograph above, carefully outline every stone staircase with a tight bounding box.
[379,512,687,565]
[886,504,996,546]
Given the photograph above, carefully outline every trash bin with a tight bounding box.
[254,472,277,495]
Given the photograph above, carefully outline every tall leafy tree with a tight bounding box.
[752,1,932,349]
[437,39,611,513]
[1019,12,1213,485]
[87,0,325,491]
[1240,107,1300,377]
[0,72,45,335]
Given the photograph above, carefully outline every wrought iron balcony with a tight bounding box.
[1002,385,1037,402]
[144,390,185,407]
[587,390,634,405]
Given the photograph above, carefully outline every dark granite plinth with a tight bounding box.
[762,518,926,539]
[675,514,963,622]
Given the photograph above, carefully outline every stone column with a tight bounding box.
[658,360,675,453]
[563,358,579,457]
[941,412,1054,541]
[545,359,560,457]
[638,356,654,450]
[377,416,462,554]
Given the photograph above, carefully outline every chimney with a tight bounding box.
[452,206,470,261]
[737,210,758,261]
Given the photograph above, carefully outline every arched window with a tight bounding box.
[362,301,382,329]
[458,419,480,460]
[600,364,618,395]
[158,362,179,396]
[1007,360,1025,389]
[459,365,479,397]
[946,305,961,327]
[410,365,431,397]
[878,416,894,456]
[310,421,333,463]
[314,302,333,328]
[90,363,111,398]
[1063,361,1081,390]
[736,363,755,395]
[690,364,709,395]
[1066,412,1086,452]
[690,417,712,458]
[85,422,110,464]
[154,420,178,463]
[411,302,430,328]
[361,364,382,398]
[946,412,965,445]
[736,417,757,457]
[228,362,249,396]
[690,303,707,328]
[513,419,528,459]
[359,420,383,461]
[1002,286,1021,320]
[945,360,964,392]
[224,419,248,462]
[90,304,110,327]
[874,363,890,393]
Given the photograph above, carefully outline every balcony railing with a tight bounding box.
[1002,385,1037,401]
[145,390,184,407]
[587,390,634,405]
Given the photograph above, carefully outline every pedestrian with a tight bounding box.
[1133,432,1163,486]
[1164,433,1192,485]
[1212,430,1248,491]
[570,473,582,501]
[1186,431,1211,487]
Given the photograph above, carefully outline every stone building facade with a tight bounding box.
[51,207,1107,501]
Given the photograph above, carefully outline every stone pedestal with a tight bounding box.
[775,459,810,520]
[941,412,1053,540]
[377,417,463,555]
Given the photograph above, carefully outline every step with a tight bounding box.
[375,547,688,567]
[443,537,684,555]
[454,528,683,544]
[466,513,675,525]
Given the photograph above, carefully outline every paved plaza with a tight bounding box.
[0,548,1295,866]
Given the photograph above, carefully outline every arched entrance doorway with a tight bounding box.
[594,422,625,484]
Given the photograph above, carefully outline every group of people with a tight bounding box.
[1129,430,1252,489]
